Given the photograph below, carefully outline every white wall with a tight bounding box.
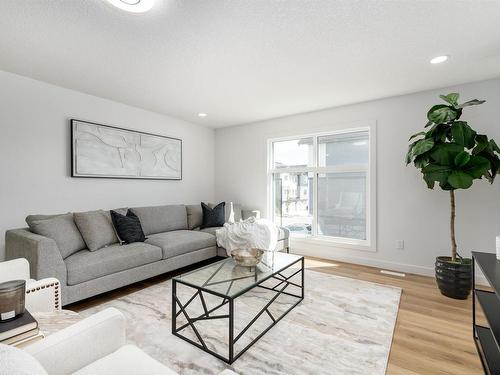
[0,70,215,260]
[215,78,500,276]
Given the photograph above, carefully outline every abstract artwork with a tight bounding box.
[71,119,182,180]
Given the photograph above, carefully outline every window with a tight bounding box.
[268,127,374,248]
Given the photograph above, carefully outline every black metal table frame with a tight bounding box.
[172,256,304,364]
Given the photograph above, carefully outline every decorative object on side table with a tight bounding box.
[406,93,500,299]
[230,248,264,267]
[0,309,40,346]
[0,280,26,321]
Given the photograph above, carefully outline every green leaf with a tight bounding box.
[440,93,459,107]
[424,121,434,128]
[414,154,430,168]
[412,138,434,157]
[427,105,458,124]
[451,121,476,148]
[430,143,463,165]
[423,173,436,189]
[409,131,426,141]
[454,151,470,167]
[458,99,485,108]
[405,139,419,165]
[490,139,500,154]
[462,155,491,178]
[473,134,489,155]
[448,171,473,189]
[439,181,454,190]
[422,164,452,185]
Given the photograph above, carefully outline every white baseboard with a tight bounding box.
[291,245,489,286]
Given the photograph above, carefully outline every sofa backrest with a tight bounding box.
[130,205,187,235]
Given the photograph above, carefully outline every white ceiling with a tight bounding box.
[1,0,500,128]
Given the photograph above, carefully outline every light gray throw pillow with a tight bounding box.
[74,210,119,251]
[28,213,86,258]
[186,204,203,230]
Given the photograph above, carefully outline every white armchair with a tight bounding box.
[0,258,60,312]
[21,308,238,375]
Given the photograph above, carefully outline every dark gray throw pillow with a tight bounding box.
[110,210,146,244]
[201,202,225,229]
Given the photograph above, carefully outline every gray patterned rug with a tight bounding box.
[79,270,401,375]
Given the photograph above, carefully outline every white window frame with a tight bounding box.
[267,123,376,252]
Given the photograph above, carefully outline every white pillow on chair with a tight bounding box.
[0,343,48,375]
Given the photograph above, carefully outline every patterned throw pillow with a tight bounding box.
[200,202,225,229]
[110,210,146,244]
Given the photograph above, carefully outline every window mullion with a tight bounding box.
[312,136,318,237]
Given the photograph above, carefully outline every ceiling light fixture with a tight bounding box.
[198,113,207,118]
[430,55,449,64]
[105,0,155,13]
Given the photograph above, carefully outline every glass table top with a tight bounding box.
[173,251,303,298]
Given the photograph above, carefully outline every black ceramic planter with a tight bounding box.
[435,256,472,299]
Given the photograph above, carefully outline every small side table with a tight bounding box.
[32,310,81,337]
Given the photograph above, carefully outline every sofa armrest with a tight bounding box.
[5,229,67,286]
[26,278,61,312]
[241,209,261,220]
[25,308,126,375]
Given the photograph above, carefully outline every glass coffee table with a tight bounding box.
[172,251,304,363]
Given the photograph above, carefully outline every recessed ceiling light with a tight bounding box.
[198,113,207,118]
[105,0,155,13]
[430,55,449,64]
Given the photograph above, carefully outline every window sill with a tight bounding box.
[291,235,375,252]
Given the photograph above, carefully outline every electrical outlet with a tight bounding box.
[396,240,404,250]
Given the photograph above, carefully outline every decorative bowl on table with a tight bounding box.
[230,248,264,267]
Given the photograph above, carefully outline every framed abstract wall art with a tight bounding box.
[71,119,182,180]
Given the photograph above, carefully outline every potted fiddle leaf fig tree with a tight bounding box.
[406,93,500,299]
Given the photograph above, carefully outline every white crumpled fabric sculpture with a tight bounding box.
[216,217,279,256]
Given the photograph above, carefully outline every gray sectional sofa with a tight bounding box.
[5,204,289,306]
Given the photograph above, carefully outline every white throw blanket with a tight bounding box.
[216,217,279,256]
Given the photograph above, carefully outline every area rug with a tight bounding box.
[79,270,401,375]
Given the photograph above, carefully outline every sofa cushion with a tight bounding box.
[186,205,203,230]
[74,210,119,251]
[65,243,162,285]
[199,227,220,237]
[28,213,86,259]
[146,230,216,259]
[73,345,178,375]
[130,205,187,235]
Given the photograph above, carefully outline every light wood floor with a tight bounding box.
[71,256,483,375]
